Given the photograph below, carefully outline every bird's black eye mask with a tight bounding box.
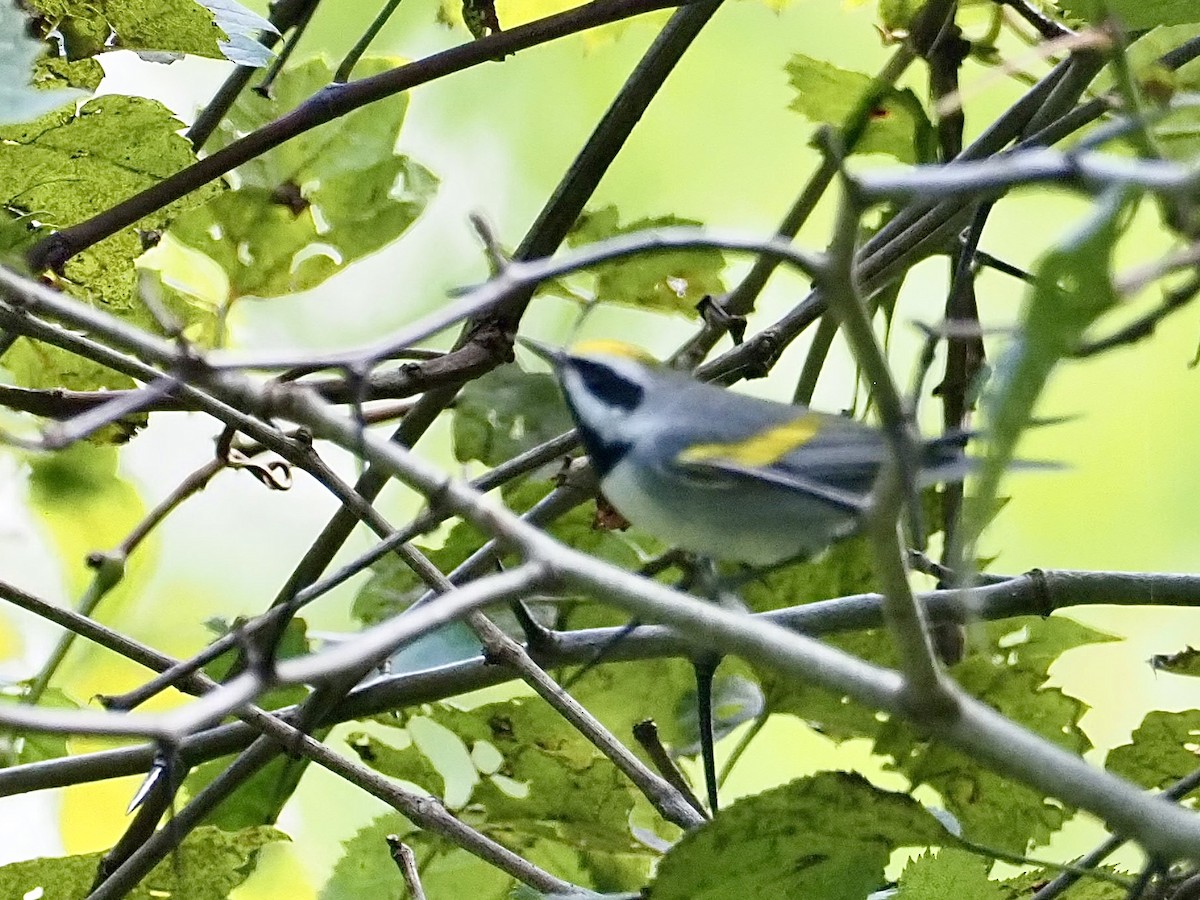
[571,358,645,412]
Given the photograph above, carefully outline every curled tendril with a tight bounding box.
[225,448,293,490]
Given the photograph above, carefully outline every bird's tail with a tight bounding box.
[920,428,1063,484]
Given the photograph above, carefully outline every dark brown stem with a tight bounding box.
[633,720,708,817]
[26,0,693,273]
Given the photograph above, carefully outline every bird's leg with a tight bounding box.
[692,650,721,814]
[683,557,747,815]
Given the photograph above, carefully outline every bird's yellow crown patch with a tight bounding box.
[678,414,822,466]
[570,339,660,365]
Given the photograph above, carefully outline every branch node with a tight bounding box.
[1027,567,1053,617]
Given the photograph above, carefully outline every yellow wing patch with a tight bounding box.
[570,339,660,365]
[678,414,823,467]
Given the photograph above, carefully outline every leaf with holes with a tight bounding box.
[453,364,575,467]
[551,205,727,316]
[169,57,436,301]
[0,2,85,126]
[875,616,1118,852]
[23,0,274,64]
[0,95,219,398]
[348,698,657,894]
[1106,709,1200,790]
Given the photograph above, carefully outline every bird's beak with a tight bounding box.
[515,336,566,366]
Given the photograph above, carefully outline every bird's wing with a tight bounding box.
[674,455,870,515]
[669,410,877,511]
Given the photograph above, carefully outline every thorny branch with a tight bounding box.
[9,238,1200,868]
[3,3,1200,897]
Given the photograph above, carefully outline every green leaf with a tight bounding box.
[0,97,196,246]
[739,537,894,740]
[1087,26,1200,161]
[761,629,895,741]
[650,772,949,900]
[785,54,935,163]
[27,443,146,596]
[1150,645,1200,676]
[327,813,650,900]
[955,617,1117,735]
[351,519,488,626]
[170,57,436,301]
[0,688,78,765]
[896,848,1005,899]
[0,94,219,397]
[971,190,1128,546]
[0,2,86,125]
[996,868,1129,899]
[435,698,644,851]
[1059,0,1200,28]
[359,698,645,853]
[875,616,1118,851]
[0,825,287,899]
[321,814,414,900]
[345,731,448,796]
[322,814,514,900]
[569,649,698,753]
[453,364,575,467]
[184,753,306,831]
[347,700,657,894]
[555,205,727,316]
[23,0,272,64]
[27,441,124,503]
[202,616,311,710]
[879,0,930,32]
[1106,709,1200,790]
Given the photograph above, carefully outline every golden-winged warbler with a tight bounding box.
[521,337,986,813]
[520,338,975,565]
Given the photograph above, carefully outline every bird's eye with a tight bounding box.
[574,359,644,412]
